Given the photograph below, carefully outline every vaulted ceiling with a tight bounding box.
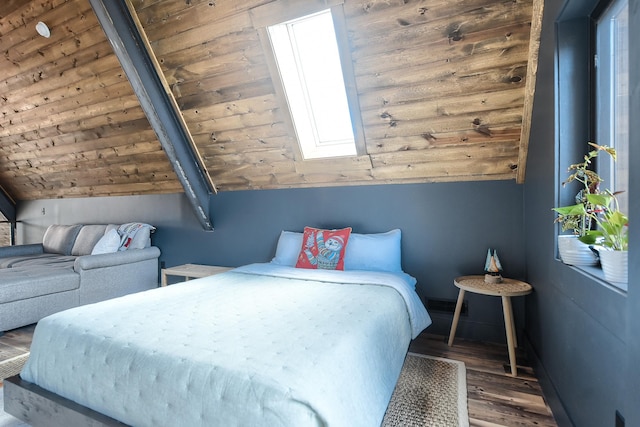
[0,0,542,205]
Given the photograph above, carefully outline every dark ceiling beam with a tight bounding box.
[89,0,214,231]
[0,187,15,223]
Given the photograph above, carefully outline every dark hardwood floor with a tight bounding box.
[0,325,33,362]
[410,333,558,427]
[1,325,557,426]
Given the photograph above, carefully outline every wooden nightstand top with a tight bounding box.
[161,264,233,286]
[454,275,532,297]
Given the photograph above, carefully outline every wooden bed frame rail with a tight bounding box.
[4,375,127,426]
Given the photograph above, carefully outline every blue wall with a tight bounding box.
[521,0,637,425]
[627,1,640,426]
[18,180,526,342]
[202,182,526,341]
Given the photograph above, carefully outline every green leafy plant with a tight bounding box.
[579,191,629,251]
[553,143,617,237]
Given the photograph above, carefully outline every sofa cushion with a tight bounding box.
[8,254,77,269]
[43,224,83,255]
[0,253,68,269]
[0,267,80,304]
[72,225,108,256]
[0,243,44,264]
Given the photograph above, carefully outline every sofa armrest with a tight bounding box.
[74,247,161,272]
[0,244,44,258]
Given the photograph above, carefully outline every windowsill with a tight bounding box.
[557,257,628,295]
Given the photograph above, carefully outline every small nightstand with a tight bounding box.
[447,275,532,377]
[161,264,233,286]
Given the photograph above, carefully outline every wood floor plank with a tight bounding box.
[0,343,25,361]
[410,333,558,427]
[0,325,34,351]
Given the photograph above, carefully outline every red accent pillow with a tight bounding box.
[295,227,352,270]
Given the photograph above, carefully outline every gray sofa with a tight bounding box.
[0,224,161,333]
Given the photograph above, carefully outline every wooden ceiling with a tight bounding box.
[0,0,542,201]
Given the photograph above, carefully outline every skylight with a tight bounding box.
[267,9,357,160]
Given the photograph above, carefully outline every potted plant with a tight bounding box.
[579,191,629,286]
[552,143,617,266]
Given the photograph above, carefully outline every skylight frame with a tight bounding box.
[250,0,366,161]
[267,9,356,159]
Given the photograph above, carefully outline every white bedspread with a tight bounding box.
[21,264,431,427]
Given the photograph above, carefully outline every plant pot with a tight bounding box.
[598,250,628,289]
[557,235,598,266]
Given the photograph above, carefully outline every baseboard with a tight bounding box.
[523,334,575,427]
[428,312,508,344]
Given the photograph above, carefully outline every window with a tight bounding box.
[268,10,355,159]
[595,0,629,214]
[250,0,366,160]
[555,1,630,290]
[0,212,11,247]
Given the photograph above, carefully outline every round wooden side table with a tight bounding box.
[447,275,532,377]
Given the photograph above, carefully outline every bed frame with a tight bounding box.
[4,375,126,426]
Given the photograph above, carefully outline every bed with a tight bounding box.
[5,229,431,426]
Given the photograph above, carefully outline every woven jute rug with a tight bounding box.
[0,353,29,382]
[382,353,469,427]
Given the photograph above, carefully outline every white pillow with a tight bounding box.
[129,224,154,249]
[91,229,121,255]
[271,231,303,266]
[118,223,155,250]
[343,229,402,272]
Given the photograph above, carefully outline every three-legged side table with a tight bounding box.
[447,275,532,377]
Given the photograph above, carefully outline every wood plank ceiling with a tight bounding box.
[0,0,182,201]
[0,0,542,201]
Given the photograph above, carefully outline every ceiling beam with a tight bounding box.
[516,0,544,184]
[0,186,15,223]
[89,0,215,230]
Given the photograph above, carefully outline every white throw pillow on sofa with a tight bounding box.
[91,229,121,255]
[129,225,153,249]
[118,223,154,250]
